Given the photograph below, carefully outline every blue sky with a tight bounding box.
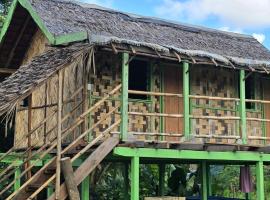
[81,0,270,49]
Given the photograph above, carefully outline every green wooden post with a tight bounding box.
[158,164,165,196]
[121,53,129,141]
[14,167,21,191]
[240,70,247,144]
[256,161,265,200]
[47,185,54,198]
[81,176,90,200]
[183,61,190,139]
[202,161,208,200]
[131,156,139,200]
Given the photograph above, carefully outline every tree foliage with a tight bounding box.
[0,0,12,28]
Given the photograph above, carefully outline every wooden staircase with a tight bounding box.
[0,84,122,200]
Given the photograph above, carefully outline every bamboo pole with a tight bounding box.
[128,112,183,118]
[189,95,240,101]
[56,71,63,199]
[248,136,270,140]
[193,135,240,139]
[245,99,270,104]
[131,132,183,137]
[190,115,240,120]
[128,90,183,98]
[27,94,32,179]
[246,117,270,122]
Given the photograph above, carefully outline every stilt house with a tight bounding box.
[1,0,270,199]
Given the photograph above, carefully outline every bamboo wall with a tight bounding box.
[22,29,48,65]
[14,58,84,149]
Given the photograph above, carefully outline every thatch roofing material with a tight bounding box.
[28,0,270,67]
[0,44,90,115]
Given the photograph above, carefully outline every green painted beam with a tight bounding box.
[14,167,21,191]
[121,53,129,141]
[158,164,165,196]
[54,31,88,45]
[81,176,90,200]
[256,161,264,200]
[183,61,190,139]
[131,156,139,200]
[114,147,270,162]
[240,70,247,144]
[202,161,208,200]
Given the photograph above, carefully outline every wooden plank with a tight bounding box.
[164,65,183,142]
[48,136,120,200]
[61,157,80,200]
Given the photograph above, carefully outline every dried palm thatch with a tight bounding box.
[28,0,270,68]
[0,43,93,116]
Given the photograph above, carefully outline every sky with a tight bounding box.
[80,0,270,49]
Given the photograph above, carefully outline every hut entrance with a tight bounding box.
[164,65,183,139]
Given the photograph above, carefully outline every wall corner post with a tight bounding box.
[131,156,139,200]
[240,69,247,144]
[256,161,264,200]
[121,53,129,141]
[183,61,190,139]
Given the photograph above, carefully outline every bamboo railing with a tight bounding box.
[127,89,270,143]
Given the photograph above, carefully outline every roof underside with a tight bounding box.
[0,2,37,71]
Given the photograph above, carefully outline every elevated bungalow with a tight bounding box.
[0,0,270,199]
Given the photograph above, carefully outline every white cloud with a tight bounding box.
[155,0,270,28]
[219,27,243,34]
[252,33,266,43]
[79,0,114,8]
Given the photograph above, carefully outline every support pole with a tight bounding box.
[256,161,264,200]
[202,161,208,200]
[158,164,165,196]
[131,156,139,200]
[61,157,80,200]
[27,94,32,179]
[81,176,90,200]
[240,69,247,144]
[121,53,129,141]
[14,167,21,191]
[56,70,63,199]
[183,61,190,139]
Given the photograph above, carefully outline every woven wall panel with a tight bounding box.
[190,66,239,144]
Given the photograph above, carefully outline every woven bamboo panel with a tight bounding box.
[89,52,121,137]
[190,66,239,144]
[247,111,263,146]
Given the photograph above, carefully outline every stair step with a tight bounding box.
[25,184,43,192]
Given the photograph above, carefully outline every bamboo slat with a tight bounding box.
[131,132,183,137]
[189,95,240,101]
[128,90,183,98]
[128,112,183,118]
[190,115,240,120]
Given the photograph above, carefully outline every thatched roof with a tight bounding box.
[27,0,270,68]
[0,44,90,115]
